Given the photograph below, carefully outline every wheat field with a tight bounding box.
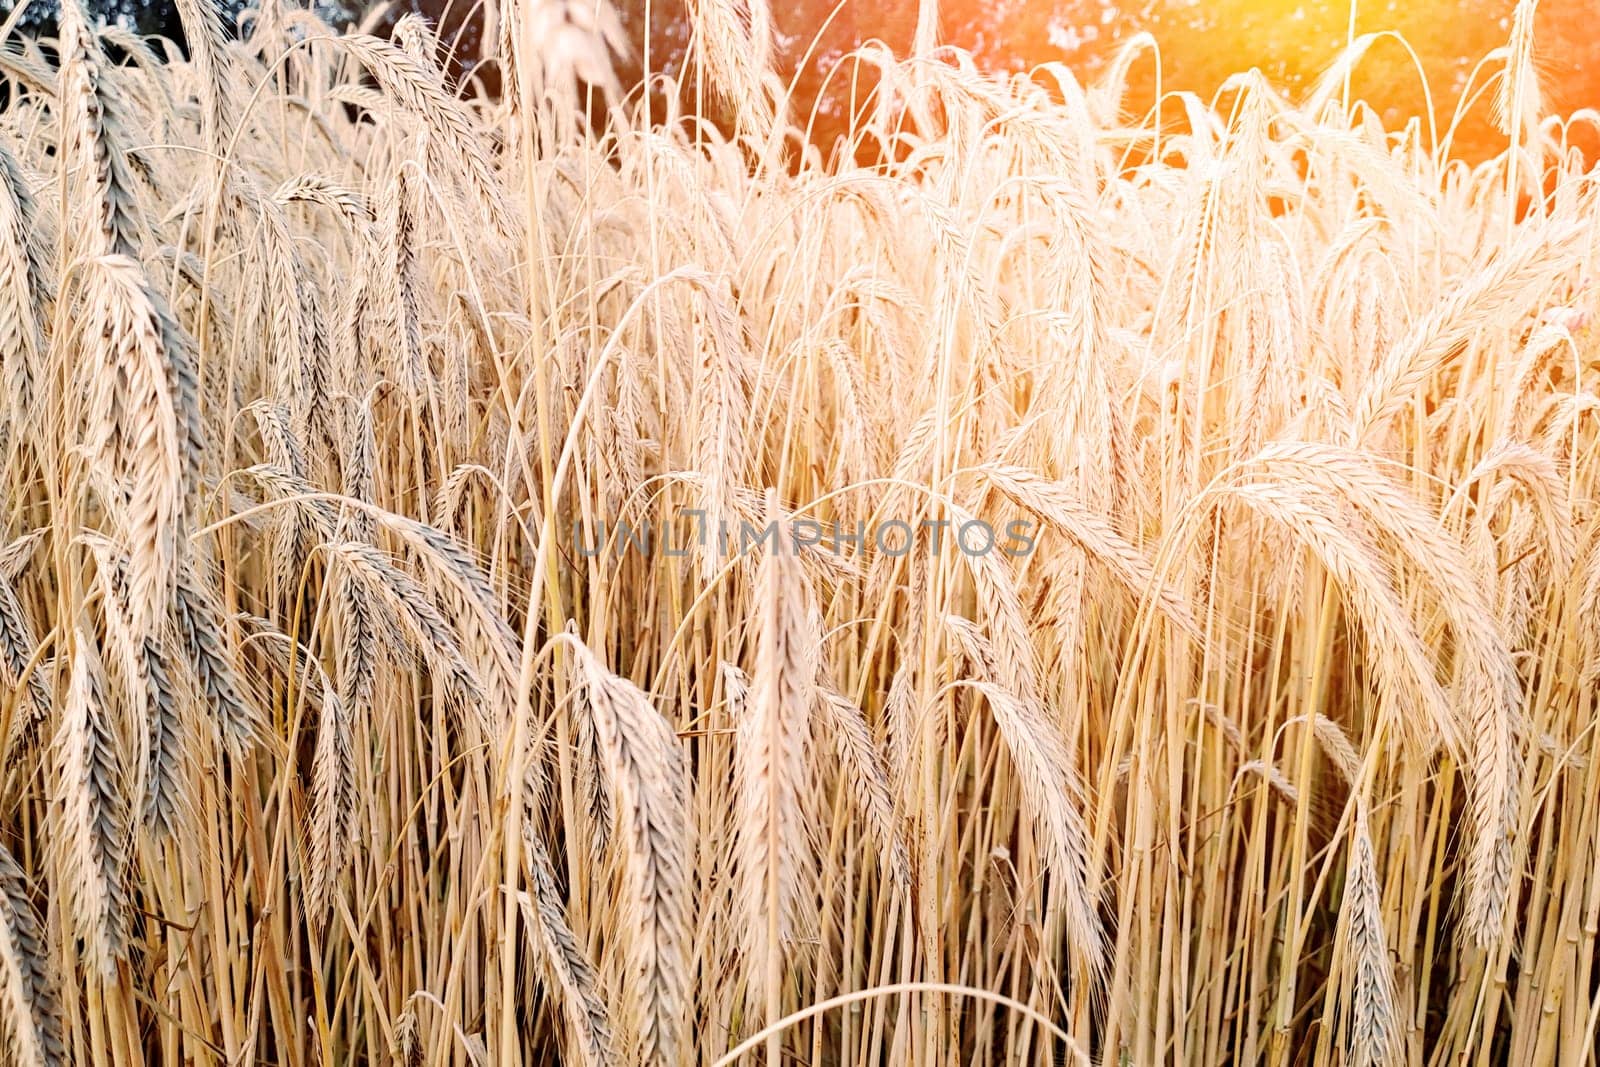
[0,0,1596,1062]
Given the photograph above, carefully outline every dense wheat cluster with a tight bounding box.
[0,0,1597,1062]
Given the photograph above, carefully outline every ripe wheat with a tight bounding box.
[0,1,1593,1063]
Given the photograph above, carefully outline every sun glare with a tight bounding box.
[678,0,1600,161]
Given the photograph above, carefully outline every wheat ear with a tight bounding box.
[566,636,690,1065]
[981,463,1201,640]
[80,255,185,645]
[327,541,488,731]
[1345,802,1403,1067]
[171,0,233,155]
[0,532,42,585]
[0,138,44,421]
[738,499,819,1041]
[337,35,505,217]
[174,553,264,748]
[392,996,424,1067]
[816,684,912,890]
[49,632,132,978]
[0,576,50,760]
[517,822,614,1066]
[55,0,143,259]
[305,662,352,926]
[81,532,187,838]
[0,842,64,1067]
[944,614,1106,982]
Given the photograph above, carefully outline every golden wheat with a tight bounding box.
[0,1,1595,1063]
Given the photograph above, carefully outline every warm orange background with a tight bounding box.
[422,0,1600,161]
[637,0,1600,161]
